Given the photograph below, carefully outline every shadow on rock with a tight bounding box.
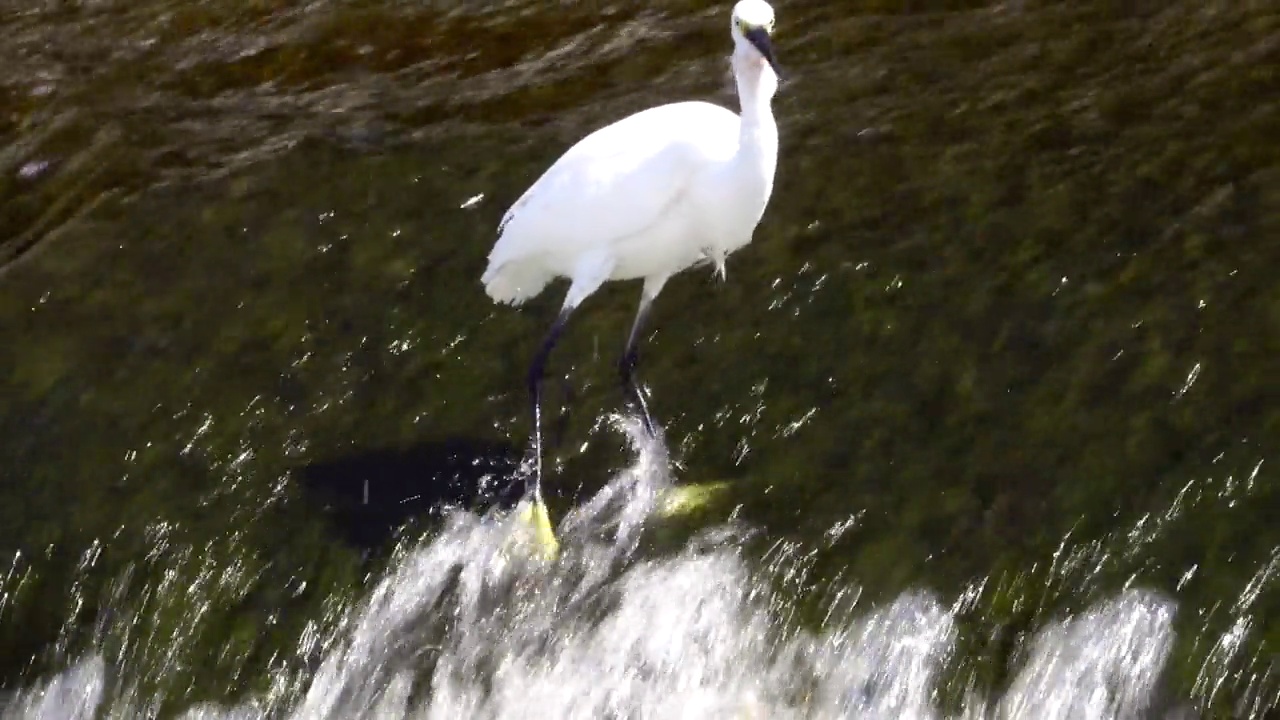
[294,437,525,554]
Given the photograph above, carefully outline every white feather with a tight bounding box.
[481,0,781,310]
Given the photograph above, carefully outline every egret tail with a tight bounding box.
[482,261,552,306]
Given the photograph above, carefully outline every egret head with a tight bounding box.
[730,0,782,79]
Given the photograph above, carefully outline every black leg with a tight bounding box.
[619,300,656,437]
[527,307,572,498]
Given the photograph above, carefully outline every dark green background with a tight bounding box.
[1,0,1277,715]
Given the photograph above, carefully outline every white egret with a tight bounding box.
[482,0,783,544]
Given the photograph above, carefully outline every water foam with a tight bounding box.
[3,420,1184,719]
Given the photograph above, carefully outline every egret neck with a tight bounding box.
[731,49,779,217]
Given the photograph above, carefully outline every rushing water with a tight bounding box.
[1,0,1277,717]
[3,423,1190,719]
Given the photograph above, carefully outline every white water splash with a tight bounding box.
[2,421,1190,720]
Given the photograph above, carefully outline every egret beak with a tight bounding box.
[743,27,783,80]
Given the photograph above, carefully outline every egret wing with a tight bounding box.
[490,102,737,265]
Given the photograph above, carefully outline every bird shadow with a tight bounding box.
[293,436,527,555]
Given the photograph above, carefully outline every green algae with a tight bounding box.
[1,0,1278,714]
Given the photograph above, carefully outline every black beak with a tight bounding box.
[743,27,784,80]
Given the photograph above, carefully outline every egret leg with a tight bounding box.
[619,300,655,436]
[527,307,572,499]
[525,252,615,500]
[620,276,669,437]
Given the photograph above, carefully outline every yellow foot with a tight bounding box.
[655,481,733,519]
[502,497,560,562]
